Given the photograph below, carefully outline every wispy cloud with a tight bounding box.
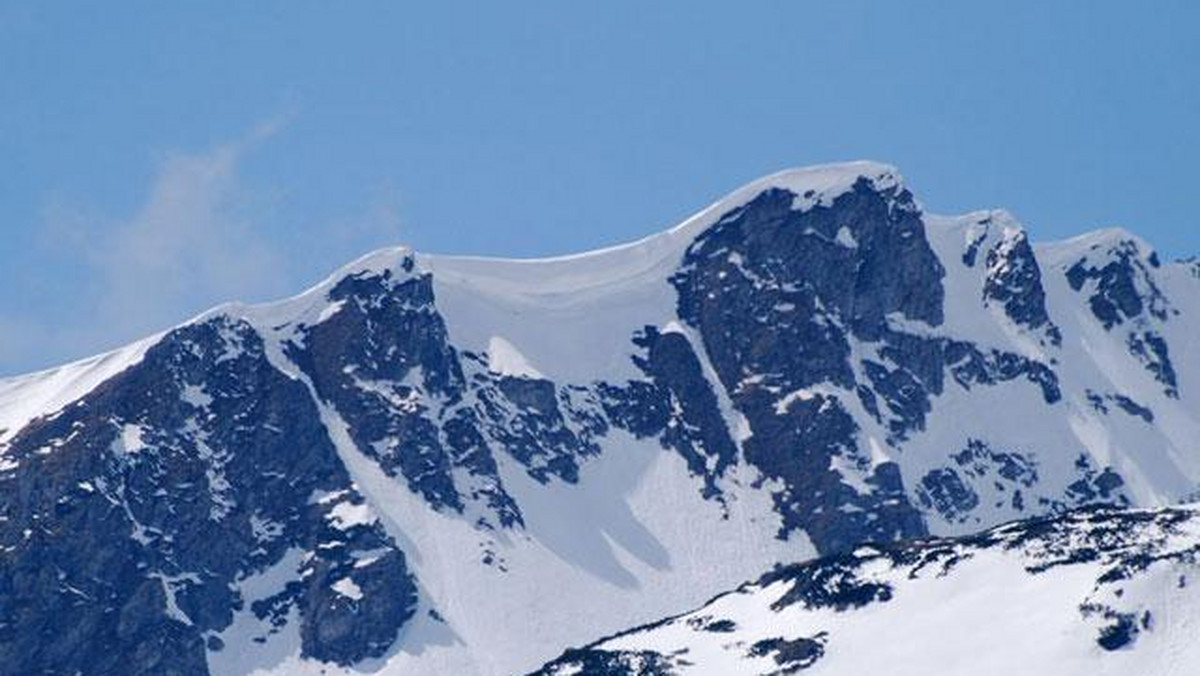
[1,114,411,377]
[4,120,293,375]
[86,126,290,329]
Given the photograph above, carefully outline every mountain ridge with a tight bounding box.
[1,160,1187,390]
[1,161,1198,675]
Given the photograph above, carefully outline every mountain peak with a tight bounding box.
[721,160,907,216]
[1038,226,1158,268]
[756,160,902,195]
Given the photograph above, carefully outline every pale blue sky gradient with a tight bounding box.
[2,1,1198,374]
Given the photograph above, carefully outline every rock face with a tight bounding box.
[668,179,937,551]
[0,318,417,676]
[529,504,1200,676]
[1,161,1199,675]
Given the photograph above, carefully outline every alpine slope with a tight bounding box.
[1,161,1197,675]
[531,504,1200,676]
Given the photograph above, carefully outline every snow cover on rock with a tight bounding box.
[2,160,1199,676]
[420,162,901,384]
[531,504,1200,676]
[0,332,162,445]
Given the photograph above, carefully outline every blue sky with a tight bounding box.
[2,1,1198,375]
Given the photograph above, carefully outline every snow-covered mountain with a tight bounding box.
[530,503,1200,676]
[1,161,1197,676]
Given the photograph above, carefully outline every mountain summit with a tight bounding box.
[1,162,1197,675]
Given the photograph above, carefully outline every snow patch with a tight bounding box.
[486,336,545,379]
[836,226,858,248]
[181,384,213,409]
[332,577,365,601]
[115,424,147,455]
[327,500,378,530]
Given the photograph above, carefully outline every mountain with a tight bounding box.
[1,161,1197,675]
[529,503,1200,676]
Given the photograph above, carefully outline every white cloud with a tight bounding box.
[5,122,294,375]
[1,116,409,377]
[89,132,289,328]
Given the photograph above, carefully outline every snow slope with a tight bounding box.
[531,504,1200,676]
[0,333,161,445]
